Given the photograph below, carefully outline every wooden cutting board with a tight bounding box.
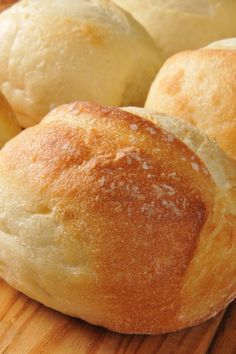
[0,278,235,354]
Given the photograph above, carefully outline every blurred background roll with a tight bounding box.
[113,0,236,62]
[0,0,160,128]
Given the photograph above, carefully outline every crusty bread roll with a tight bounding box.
[0,0,18,12]
[0,0,160,128]
[0,101,235,334]
[0,90,21,148]
[112,0,236,61]
[145,46,236,160]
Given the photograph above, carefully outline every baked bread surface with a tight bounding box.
[206,37,236,50]
[0,0,160,127]
[0,101,235,334]
[145,47,236,160]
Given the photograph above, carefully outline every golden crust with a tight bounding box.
[123,106,236,329]
[0,0,18,12]
[0,102,235,334]
[145,48,236,160]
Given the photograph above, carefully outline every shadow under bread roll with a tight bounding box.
[0,90,21,148]
[0,101,235,334]
[145,42,236,160]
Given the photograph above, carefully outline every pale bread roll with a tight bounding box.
[145,45,236,160]
[112,0,236,61]
[0,90,21,148]
[206,37,236,50]
[0,0,160,128]
[0,101,235,334]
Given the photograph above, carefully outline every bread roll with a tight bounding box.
[206,37,236,50]
[0,101,235,334]
[0,0,18,12]
[145,47,236,160]
[112,0,236,61]
[0,0,160,128]
[0,90,21,148]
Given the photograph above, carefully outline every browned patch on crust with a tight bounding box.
[44,17,105,46]
[79,22,104,45]
[0,101,215,333]
[174,95,195,124]
[211,93,221,107]
[74,149,209,332]
[0,0,18,12]
[160,69,184,96]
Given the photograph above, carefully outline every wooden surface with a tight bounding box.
[0,279,235,354]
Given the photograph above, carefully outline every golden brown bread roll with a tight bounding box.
[112,0,236,61]
[0,0,160,128]
[0,90,21,148]
[145,46,236,160]
[0,0,18,12]
[0,101,235,334]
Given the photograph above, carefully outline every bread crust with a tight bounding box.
[146,48,236,160]
[0,0,18,12]
[0,102,235,334]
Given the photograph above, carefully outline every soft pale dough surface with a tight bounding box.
[206,37,236,50]
[0,0,160,127]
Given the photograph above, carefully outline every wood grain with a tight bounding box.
[208,302,236,354]
[0,279,233,354]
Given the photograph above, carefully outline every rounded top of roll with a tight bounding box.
[0,90,21,148]
[113,0,236,61]
[145,46,236,160]
[0,0,160,127]
[205,37,236,50]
